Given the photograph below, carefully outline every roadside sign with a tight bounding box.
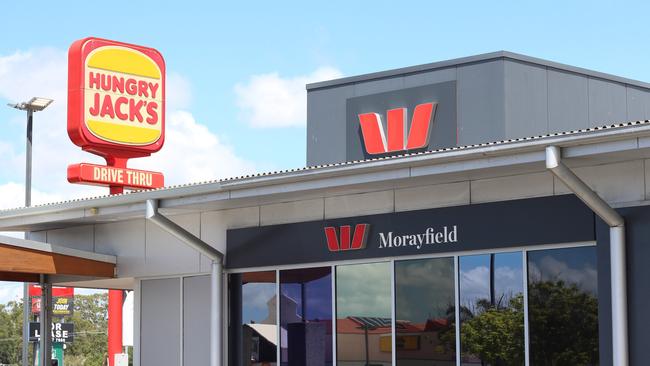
[29,322,74,344]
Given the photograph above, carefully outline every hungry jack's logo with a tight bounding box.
[358,102,437,155]
[324,224,370,252]
[67,37,165,191]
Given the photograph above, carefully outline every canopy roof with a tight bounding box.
[0,234,116,282]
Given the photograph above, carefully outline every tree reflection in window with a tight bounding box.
[527,246,599,366]
[459,252,525,366]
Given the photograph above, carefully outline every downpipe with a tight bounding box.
[145,199,224,366]
[546,146,628,366]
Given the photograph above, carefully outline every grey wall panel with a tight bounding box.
[457,60,505,145]
[94,220,146,278]
[140,278,181,366]
[617,206,650,366]
[145,213,201,276]
[353,75,404,96]
[183,275,211,366]
[626,86,650,121]
[548,69,589,132]
[47,225,94,252]
[595,219,612,366]
[504,60,548,138]
[306,85,354,166]
[28,231,46,242]
[403,67,456,88]
[588,78,627,126]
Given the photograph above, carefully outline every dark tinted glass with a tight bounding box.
[280,267,332,366]
[231,271,277,366]
[336,262,392,366]
[528,246,599,365]
[459,252,525,366]
[395,257,456,365]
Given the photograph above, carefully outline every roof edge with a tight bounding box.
[306,50,650,91]
[1,120,650,225]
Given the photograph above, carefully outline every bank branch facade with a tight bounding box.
[2,52,650,366]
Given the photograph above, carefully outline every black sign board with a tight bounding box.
[29,322,74,343]
[227,195,595,269]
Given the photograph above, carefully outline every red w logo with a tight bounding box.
[358,102,437,155]
[324,224,370,252]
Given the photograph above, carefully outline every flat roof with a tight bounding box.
[306,51,650,91]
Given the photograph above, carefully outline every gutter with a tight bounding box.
[145,199,223,366]
[546,146,628,366]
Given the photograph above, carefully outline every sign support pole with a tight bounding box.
[38,278,52,366]
[108,170,124,366]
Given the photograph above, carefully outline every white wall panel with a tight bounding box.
[395,181,470,212]
[324,190,394,219]
[471,172,554,204]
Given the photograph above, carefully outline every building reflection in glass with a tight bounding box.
[279,267,332,366]
[459,252,525,366]
[336,262,392,366]
[232,271,278,366]
[395,257,456,365]
[528,246,599,366]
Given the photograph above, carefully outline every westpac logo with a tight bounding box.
[358,102,437,155]
[324,224,370,252]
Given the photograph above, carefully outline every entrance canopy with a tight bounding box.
[0,234,116,282]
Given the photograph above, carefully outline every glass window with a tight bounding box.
[280,267,332,366]
[459,252,525,366]
[231,271,277,366]
[528,246,599,365]
[336,262,392,366]
[395,257,456,365]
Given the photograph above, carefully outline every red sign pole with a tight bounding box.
[108,181,123,366]
[107,289,123,366]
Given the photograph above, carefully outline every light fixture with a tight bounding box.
[7,97,54,112]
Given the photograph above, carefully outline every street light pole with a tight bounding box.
[8,97,53,366]
[26,109,33,207]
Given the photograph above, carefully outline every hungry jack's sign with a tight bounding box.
[67,37,165,191]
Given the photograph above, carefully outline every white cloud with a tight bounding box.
[336,262,392,318]
[0,182,63,209]
[528,255,598,294]
[0,48,257,207]
[460,265,523,309]
[234,66,343,128]
[130,111,257,184]
[0,281,23,305]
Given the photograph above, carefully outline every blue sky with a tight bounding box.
[1,1,650,205]
[0,1,646,301]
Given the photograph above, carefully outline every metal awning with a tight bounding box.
[0,234,116,282]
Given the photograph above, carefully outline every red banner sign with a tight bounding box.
[68,163,164,189]
[29,285,74,298]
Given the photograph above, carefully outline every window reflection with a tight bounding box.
[336,262,392,366]
[459,252,524,366]
[280,267,332,366]
[395,257,456,365]
[236,271,277,366]
[528,246,599,365]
